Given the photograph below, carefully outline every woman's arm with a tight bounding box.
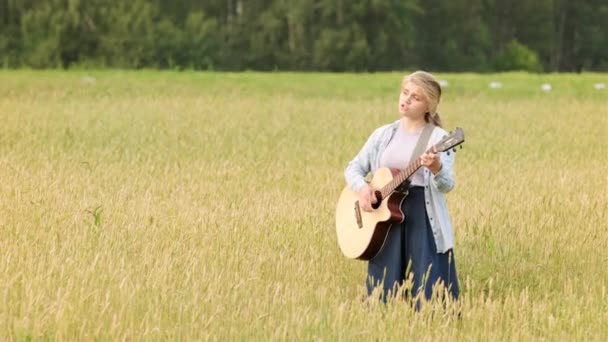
[431,150,455,193]
[344,129,382,193]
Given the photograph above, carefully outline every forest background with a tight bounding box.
[1,0,607,72]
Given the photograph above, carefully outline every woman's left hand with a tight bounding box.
[420,148,442,174]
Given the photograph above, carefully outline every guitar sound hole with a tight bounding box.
[371,190,382,210]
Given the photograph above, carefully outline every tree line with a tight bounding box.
[1,0,606,72]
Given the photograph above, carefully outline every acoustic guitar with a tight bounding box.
[335,128,465,260]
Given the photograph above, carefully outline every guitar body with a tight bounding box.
[335,167,407,260]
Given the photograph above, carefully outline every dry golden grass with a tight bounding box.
[0,71,607,340]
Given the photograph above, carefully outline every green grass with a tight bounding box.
[1,70,607,340]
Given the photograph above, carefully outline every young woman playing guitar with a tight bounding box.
[343,71,460,305]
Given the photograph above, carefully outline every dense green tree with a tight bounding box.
[0,0,605,71]
[415,0,491,71]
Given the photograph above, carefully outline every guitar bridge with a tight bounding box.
[354,201,363,228]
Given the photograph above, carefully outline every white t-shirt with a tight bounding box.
[379,122,426,186]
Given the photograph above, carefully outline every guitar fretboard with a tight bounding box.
[379,151,427,198]
[375,127,464,199]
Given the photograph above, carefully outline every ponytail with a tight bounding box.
[425,112,443,128]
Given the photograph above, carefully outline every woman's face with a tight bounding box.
[399,81,429,120]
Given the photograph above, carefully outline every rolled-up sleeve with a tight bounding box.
[431,150,455,193]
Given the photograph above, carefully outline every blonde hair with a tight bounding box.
[401,70,443,127]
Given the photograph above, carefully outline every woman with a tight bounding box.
[344,70,459,305]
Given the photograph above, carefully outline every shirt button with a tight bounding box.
[430,217,433,220]
[426,201,430,205]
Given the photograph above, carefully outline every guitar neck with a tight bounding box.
[379,149,429,198]
[375,127,465,198]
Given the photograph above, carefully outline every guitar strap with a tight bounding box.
[411,122,435,164]
[395,122,435,193]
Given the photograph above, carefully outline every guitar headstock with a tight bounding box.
[434,127,465,153]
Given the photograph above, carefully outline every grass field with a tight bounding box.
[1,70,607,340]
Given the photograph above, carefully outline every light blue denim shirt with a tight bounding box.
[344,120,456,253]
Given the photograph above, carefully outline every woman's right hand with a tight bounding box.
[358,185,378,212]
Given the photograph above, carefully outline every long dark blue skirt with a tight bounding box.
[366,186,460,304]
